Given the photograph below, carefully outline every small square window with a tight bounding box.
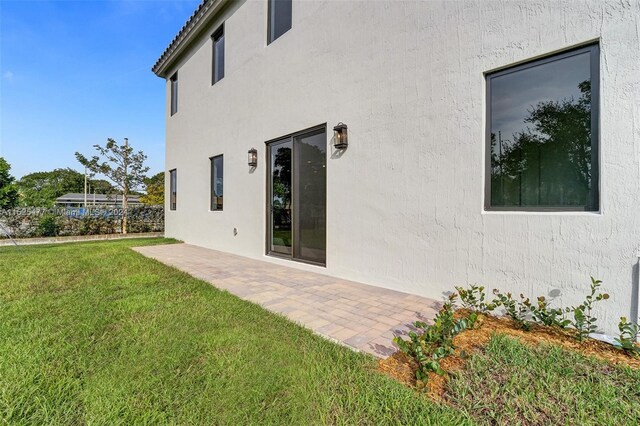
[485,44,599,211]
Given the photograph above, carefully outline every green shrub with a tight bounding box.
[615,317,640,356]
[396,277,615,389]
[455,284,496,313]
[456,278,610,340]
[523,296,570,328]
[78,217,116,235]
[566,277,609,342]
[491,290,531,330]
[36,214,60,237]
[394,294,477,386]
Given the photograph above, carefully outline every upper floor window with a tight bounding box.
[169,169,177,210]
[485,43,599,211]
[212,25,225,85]
[210,155,223,211]
[268,0,292,44]
[170,73,178,115]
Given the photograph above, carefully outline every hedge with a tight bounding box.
[0,206,164,238]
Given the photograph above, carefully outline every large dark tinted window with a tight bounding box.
[210,155,223,211]
[169,169,177,210]
[170,73,178,115]
[268,0,292,44]
[486,44,599,211]
[212,25,224,85]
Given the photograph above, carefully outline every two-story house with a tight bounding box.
[153,0,640,334]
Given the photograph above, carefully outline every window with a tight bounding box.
[485,43,599,211]
[268,0,292,44]
[169,169,177,210]
[267,125,326,265]
[210,155,223,211]
[212,25,224,85]
[170,73,178,115]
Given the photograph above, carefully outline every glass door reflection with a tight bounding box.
[269,139,292,255]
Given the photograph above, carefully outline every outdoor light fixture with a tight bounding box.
[333,122,348,149]
[248,148,258,167]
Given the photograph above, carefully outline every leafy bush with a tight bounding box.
[523,296,570,328]
[455,284,495,313]
[452,278,611,341]
[0,206,163,238]
[394,294,478,385]
[36,214,60,237]
[395,277,618,389]
[78,217,116,235]
[491,290,531,330]
[566,277,609,342]
[615,317,640,356]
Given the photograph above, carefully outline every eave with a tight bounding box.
[152,0,230,78]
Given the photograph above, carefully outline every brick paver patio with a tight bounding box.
[133,243,440,358]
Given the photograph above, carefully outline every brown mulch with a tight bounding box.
[377,310,640,401]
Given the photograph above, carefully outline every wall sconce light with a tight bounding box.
[333,122,348,149]
[248,148,258,168]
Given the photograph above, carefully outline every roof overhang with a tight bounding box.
[152,0,230,78]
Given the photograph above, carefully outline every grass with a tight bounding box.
[0,238,469,425]
[446,334,640,425]
[1,239,638,425]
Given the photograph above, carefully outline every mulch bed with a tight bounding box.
[378,310,640,401]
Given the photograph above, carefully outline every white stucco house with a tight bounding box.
[153,0,640,334]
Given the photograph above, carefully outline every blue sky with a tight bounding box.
[0,0,200,179]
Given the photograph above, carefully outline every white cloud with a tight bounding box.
[2,71,14,81]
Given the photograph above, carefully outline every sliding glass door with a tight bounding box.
[267,126,326,265]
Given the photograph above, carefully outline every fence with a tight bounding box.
[0,206,164,239]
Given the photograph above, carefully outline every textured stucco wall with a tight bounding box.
[163,0,640,334]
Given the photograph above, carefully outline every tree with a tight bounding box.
[76,138,149,233]
[0,157,19,209]
[16,168,118,207]
[17,168,84,207]
[88,179,116,195]
[139,172,164,205]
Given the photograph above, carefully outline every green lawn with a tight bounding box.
[0,239,468,425]
[0,239,638,425]
[447,335,640,425]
